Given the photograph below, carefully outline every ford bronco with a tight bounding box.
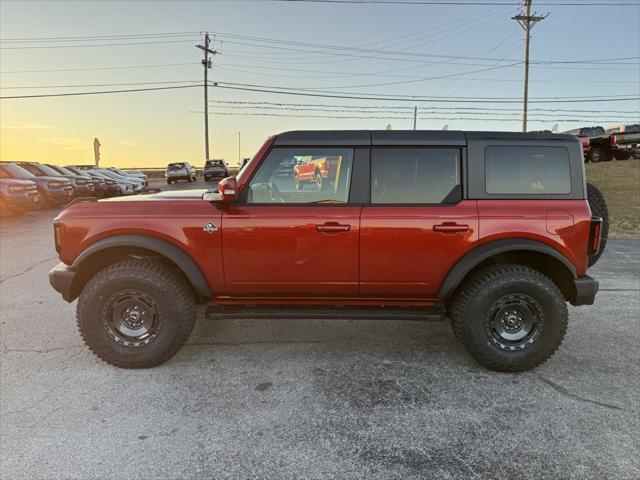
[49,130,605,372]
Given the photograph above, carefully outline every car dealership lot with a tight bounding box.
[1,185,639,479]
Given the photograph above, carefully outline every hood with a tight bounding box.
[100,188,210,202]
[16,175,71,186]
[0,178,37,187]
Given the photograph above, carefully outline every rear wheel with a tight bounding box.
[76,259,197,368]
[450,264,567,372]
[586,182,609,267]
[590,148,606,162]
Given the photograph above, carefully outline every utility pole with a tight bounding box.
[196,33,218,161]
[513,1,545,132]
[413,106,417,130]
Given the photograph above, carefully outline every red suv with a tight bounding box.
[49,130,603,372]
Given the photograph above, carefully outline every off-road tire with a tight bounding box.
[590,148,606,162]
[586,182,609,267]
[76,258,197,368]
[449,264,568,372]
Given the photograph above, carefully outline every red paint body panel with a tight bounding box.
[56,200,226,293]
[360,201,479,298]
[220,205,361,296]
[477,200,591,276]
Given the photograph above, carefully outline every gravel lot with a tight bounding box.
[1,181,639,479]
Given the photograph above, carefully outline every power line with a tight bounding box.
[208,100,640,114]
[0,80,202,90]
[0,85,201,100]
[0,39,200,50]
[212,83,640,104]
[192,110,637,123]
[260,0,640,5]
[0,63,195,74]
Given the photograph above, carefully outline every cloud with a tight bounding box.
[118,139,136,148]
[2,122,54,130]
[41,136,88,151]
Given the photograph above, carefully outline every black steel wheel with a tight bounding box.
[77,258,196,368]
[486,294,544,351]
[450,264,567,372]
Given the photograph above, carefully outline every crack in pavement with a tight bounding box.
[2,345,84,355]
[0,255,58,285]
[536,375,625,411]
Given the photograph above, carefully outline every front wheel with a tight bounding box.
[450,264,567,372]
[76,259,197,368]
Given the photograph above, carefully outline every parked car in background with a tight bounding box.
[87,170,136,195]
[606,124,640,159]
[14,161,94,197]
[92,169,145,193]
[64,166,109,197]
[165,162,196,184]
[203,159,229,181]
[0,177,40,216]
[107,167,148,186]
[0,162,73,207]
[563,126,631,162]
[293,155,340,190]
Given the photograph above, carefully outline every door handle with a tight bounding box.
[433,223,469,234]
[316,222,351,233]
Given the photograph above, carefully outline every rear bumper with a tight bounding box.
[572,275,599,306]
[49,262,77,302]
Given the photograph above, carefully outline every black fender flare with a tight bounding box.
[73,234,212,299]
[438,239,577,299]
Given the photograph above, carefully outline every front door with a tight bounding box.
[360,147,478,299]
[222,146,360,297]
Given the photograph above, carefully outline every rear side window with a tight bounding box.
[485,146,571,195]
[371,148,460,204]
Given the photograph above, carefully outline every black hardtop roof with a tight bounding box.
[274,130,576,146]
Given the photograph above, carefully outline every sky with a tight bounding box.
[1,0,639,168]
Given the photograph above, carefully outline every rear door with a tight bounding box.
[221,146,362,297]
[360,146,478,299]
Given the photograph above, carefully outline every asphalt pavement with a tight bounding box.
[1,182,639,479]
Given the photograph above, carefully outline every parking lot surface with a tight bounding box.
[1,182,639,479]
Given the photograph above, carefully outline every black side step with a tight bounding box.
[205,305,445,321]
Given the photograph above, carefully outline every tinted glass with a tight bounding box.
[371,148,460,204]
[0,164,34,178]
[247,148,353,204]
[485,146,571,195]
[35,164,63,176]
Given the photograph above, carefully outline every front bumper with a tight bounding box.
[49,262,77,302]
[572,275,599,306]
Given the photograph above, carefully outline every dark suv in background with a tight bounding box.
[203,159,229,181]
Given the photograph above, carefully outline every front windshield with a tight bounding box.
[36,164,63,176]
[0,163,35,178]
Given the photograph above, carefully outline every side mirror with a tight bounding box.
[217,176,238,203]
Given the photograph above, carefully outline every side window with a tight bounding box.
[371,148,460,204]
[247,147,354,204]
[485,146,571,195]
